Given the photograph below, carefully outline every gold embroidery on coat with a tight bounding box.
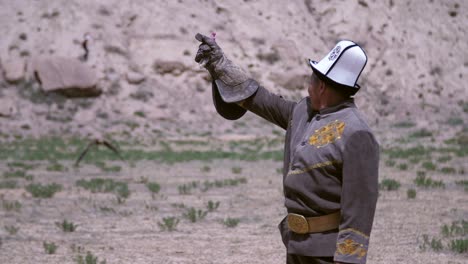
[336,239,367,259]
[288,160,340,175]
[339,228,370,239]
[308,120,345,147]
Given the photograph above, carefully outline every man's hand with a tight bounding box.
[194,33,226,77]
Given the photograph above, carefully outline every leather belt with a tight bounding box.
[287,211,340,234]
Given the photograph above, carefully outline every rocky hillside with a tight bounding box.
[0,0,466,142]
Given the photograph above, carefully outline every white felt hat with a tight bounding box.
[309,40,367,91]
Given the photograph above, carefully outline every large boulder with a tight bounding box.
[33,57,101,97]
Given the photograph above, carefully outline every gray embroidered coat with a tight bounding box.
[240,86,380,264]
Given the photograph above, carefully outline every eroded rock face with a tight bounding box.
[33,57,101,97]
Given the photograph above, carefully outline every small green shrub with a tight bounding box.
[407,189,417,199]
[75,251,106,264]
[26,183,62,198]
[158,217,179,231]
[449,239,468,254]
[200,165,211,172]
[184,207,208,223]
[231,167,242,174]
[146,182,161,194]
[398,163,408,170]
[223,218,240,228]
[422,161,436,171]
[43,241,58,254]
[56,220,77,232]
[134,111,146,118]
[385,159,396,167]
[379,179,401,191]
[207,200,220,212]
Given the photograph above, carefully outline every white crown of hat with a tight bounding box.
[309,40,367,90]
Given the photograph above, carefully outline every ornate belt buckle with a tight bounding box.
[287,213,309,234]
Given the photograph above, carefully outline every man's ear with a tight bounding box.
[318,80,327,95]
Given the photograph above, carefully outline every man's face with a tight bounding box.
[308,73,321,110]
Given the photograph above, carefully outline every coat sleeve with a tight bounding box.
[240,86,296,130]
[334,130,380,264]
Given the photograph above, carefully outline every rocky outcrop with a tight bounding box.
[0,99,16,117]
[1,59,26,83]
[32,57,101,97]
[153,60,187,76]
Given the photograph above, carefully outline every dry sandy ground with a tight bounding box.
[0,151,466,264]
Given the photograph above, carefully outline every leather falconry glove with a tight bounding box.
[195,33,258,103]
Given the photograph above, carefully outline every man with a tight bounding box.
[195,33,379,264]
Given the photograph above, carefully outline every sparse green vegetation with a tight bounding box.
[184,207,208,223]
[223,217,240,228]
[419,234,443,251]
[422,161,436,171]
[446,117,464,126]
[7,161,37,170]
[146,182,161,194]
[231,167,242,174]
[385,159,396,167]
[441,220,467,237]
[133,111,146,118]
[0,180,18,189]
[43,241,58,254]
[3,170,33,181]
[178,181,199,195]
[26,183,62,198]
[407,189,416,199]
[455,180,468,192]
[56,220,77,232]
[76,178,129,199]
[414,175,445,188]
[398,163,408,170]
[207,200,220,212]
[0,137,285,163]
[440,167,456,174]
[202,177,247,192]
[47,162,68,172]
[200,165,211,172]
[5,225,19,235]
[409,129,433,138]
[449,239,468,254]
[393,121,416,128]
[2,200,22,212]
[75,251,106,264]
[158,217,179,231]
[379,179,401,191]
[421,220,468,254]
[437,155,452,163]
